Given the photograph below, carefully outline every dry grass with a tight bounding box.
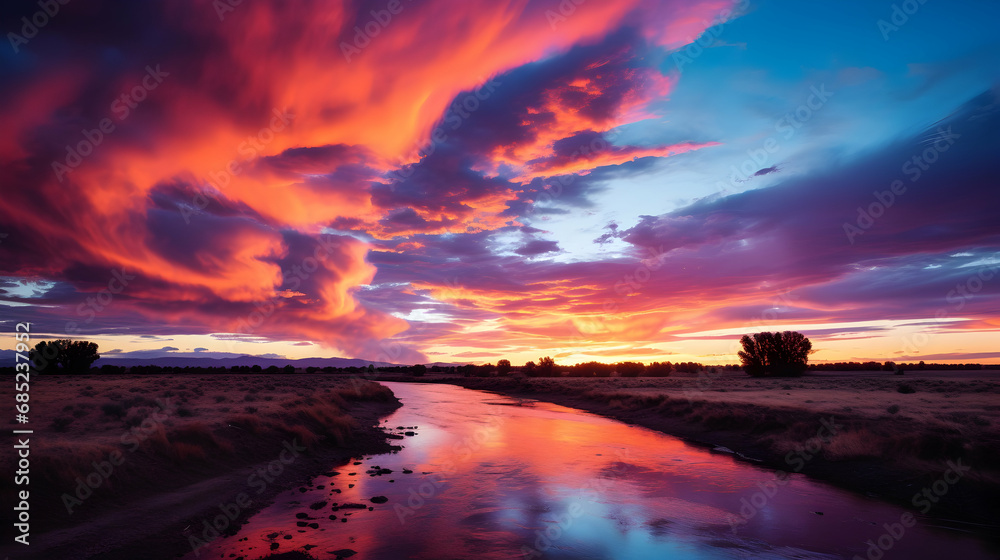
[0,374,394,504]
[33,442,120,488]
[815,429,883,460]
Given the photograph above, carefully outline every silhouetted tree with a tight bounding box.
[30,339,99,374]
[537,356,556,376]
[411,364,427,377]
[61,340,99,373]
[522,361,536,376]
[674,362,704,374]
[496,359,511,376]
[29,341,61,374]
[572,361,613,377]
[615,361,645,377]
[646,361,672,377]
[739,331,811,377]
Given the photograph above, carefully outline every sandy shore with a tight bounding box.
[394,371,1000,541]
[0,374,401,560]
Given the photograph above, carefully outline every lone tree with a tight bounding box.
[30,339,100,374]
[496,359,511,376]
[738,331,811,377]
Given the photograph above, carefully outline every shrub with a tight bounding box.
[897,384,916,394]
[646,362,672,377]
[614,362,645,377]
[51,417,74,432]
[887,404,900,414]
[172,442,207,462]
[226,414,264,434]
[101,402,126,419]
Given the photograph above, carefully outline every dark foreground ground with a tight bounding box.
[0,374,400,560]
[4,370,999,558]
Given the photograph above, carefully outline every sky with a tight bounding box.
[1,0,998,366]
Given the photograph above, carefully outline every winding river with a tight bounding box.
[186,382,997,559]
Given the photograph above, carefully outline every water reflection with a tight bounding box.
[186,382,996,559]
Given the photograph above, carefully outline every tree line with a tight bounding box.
[17,334,999,377]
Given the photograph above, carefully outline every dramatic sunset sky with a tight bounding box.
[1,0,998,365]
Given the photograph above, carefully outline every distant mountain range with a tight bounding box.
[93,355,400,369]
[0,350,426,369]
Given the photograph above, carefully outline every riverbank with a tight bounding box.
[409,372,1000,538]
[0,374,401,560]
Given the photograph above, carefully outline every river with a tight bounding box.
[186,382,997,559]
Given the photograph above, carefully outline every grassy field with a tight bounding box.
[532,370,1000,463]
[438,370,1000,530]
[0,373,399,558]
